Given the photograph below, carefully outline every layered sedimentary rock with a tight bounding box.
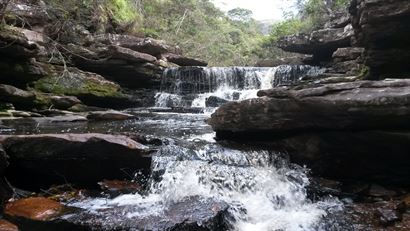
[208,79,410,184]
[349,0,410,79]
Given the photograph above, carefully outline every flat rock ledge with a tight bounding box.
[208,79,410,185]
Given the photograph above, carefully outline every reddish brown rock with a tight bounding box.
[5,197,64,221]
[0,219,18,231]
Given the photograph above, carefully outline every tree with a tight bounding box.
[227,8,253,23]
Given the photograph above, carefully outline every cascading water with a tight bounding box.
[155,65,324,108]
[61,65,345,231]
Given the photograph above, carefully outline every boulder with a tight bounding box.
[49,96,82,110]
[0,26,41,58]
[0,84,36,109]
[66,44,163,89]
[33,65,135,109]
[98,179,142,198]
[86,110,135,121]
[162,53,208,66]
[205,96,229,107]
[3,0,50,28]
[0,134,152,189]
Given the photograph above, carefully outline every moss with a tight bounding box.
[33,68,125,99]
[358,66,370,79]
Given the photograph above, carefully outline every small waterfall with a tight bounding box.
[155,65,324,108]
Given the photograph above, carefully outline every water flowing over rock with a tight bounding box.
[208,79,410,185]
[155,65,323,108]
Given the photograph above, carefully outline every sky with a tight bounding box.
[211,0,296,21]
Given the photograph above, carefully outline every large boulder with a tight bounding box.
[0,84,36,108]
[208,79,410,184]
[0,133,152,189]
[349,0,410,79]
[33,65,136,108]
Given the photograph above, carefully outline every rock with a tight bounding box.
[205,96,229,107]
[5,197,65,221]
[0,134,152,189]
[208,79,410,184]
[0,26,41,58]
[210,79,410,134]
[33,65,135,109]
[4,0,50,28]
[86,110,135,121]
[98,179,142,198]
[349,0,410,79]
[162,53,208,66]
[106,45,157,63]
[276,25,353,62]
[95,34,180,56]
[49,96,82,110]
[332,47,364,62]
[255,55,314,67]
[9,110,31,118]
[367,184,397,198]
[0,85,36,109]
[0,58,47,87]
[63,196,230,231]
[324,10,350,29]
[376,208,402,226]
[67,104,103,113]
[0,219,18,231]
[66,44,163,89]
[31,115,88,123]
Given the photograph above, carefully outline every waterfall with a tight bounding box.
[155,65,324,108]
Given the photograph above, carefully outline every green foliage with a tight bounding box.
[268,19,310,42]
[106,0,140,24]
[227,8,253,22]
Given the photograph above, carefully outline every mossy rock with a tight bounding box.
[33,65,132,108]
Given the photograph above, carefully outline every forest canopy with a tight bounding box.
[44,0,351,66]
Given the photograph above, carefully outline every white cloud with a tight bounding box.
[212,0,296,21]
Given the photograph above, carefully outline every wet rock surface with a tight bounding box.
[0,133,152,189]
[209,79,410,184]
[63,196,230,231]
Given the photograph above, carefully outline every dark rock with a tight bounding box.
[86,111,135,121]
[276,25,353,62]
[30,115,88,123]
[4,0,50,28]
[205,96,229,107]
[63,196,230,231]
[209,79,410,184]
[367,184,397,198]
[255,55,313,67]
[95,34,180,56]
[326,59,362,75]
[0,58,47,87]
[98,179,142,198]
[106,45,157,63]
[162,53,208,66]
[332,47,364,62]
[0,133,152,189]
[210,79,410,134]
[0,26,41,58]
[5,197,66,221]
[349,0,410,79]
[0,84,36,109]
[49,96,82,110]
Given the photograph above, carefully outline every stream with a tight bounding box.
[1,65,350,230]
